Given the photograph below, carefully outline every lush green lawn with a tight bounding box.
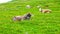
[0,0,60,34]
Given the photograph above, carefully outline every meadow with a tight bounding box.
[0,0,60,34]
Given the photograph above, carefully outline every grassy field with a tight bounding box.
[0,0,60,34]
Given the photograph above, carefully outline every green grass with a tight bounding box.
[0,0,60,34]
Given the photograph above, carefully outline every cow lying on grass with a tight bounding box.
[37,5,52,13]
[13,13,32,21]
[39,8,51,13]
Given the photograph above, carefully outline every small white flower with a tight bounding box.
[37,5,40,8]
[26,5,31,9]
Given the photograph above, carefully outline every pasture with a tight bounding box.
[0,0,60,34]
